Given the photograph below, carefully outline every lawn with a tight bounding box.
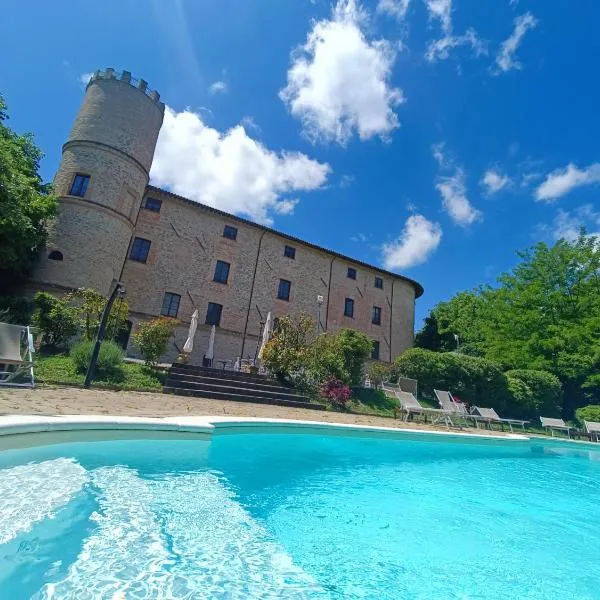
[35,354,166,392]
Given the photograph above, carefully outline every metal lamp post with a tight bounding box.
[316,295,324,334]
[84,282,125,388]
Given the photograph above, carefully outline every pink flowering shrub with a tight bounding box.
[320,377,352,407]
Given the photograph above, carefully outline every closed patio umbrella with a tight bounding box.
[205,324,216,367]
[182,310,198,354]
[258,312,272,360]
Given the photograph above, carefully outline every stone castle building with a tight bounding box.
[32,68,423,365]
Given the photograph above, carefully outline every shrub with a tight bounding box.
[70,340,124,376]
[505,374,534,419]
[368,362,390,387]
[320,378,351,407]
[334,329,373,386]
[131,317,178,366]
[391,348,509,410]
[0,296,34,325]
[505,369,562,418]
[32,292,79,350]
[575,405,600,424]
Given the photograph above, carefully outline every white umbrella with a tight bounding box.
[205,324,216,366]
[182,310,198,354]
[258,312,272,360]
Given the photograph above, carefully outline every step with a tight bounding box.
[166,372,299,396]
[164,378,311,404]
[163,387,326,411]
[171,363,283,385]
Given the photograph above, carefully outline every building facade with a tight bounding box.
[32,69,423,365]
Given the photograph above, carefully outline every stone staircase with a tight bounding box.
[163,364,325,410]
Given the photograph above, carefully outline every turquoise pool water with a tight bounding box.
[0,430,599,599]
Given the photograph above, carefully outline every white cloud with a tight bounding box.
[208,80,227,95]
[547,205,600,242]
[426,28,487,62]
[376,0,410,21]
[433,144,481,226]
[495,12,538,73]
[351,232,369,242]
[382,214,442,269]
[79,72,94,86]
[279,0,404,145]
[425,0,452,34]
[534,163,600,202]
[150,107,331,225]
[481,169,511,195]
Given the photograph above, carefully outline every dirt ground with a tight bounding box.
[0,386,516,436]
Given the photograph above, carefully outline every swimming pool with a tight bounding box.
[0,424,599,599]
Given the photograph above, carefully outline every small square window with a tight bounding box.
[372,306,382,326]
[374,277,383,289]
[69,174,90,197]
[213,260,230,284]
[344,297,354,318]
[144,197,162,212]
[371,340,380,360]
[206,302,223,326]
[223,225,238,240]
[347,267,357,280]
[161,292,180,317]
[284,245,296,259]
[278,279,291,301]
[129,237,151,263]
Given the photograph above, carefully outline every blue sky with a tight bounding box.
[2,0,600,326]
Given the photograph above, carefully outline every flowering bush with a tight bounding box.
[320,378,352,407]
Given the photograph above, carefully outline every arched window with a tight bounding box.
[48,250,63,261]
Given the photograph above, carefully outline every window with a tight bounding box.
[374,277,383,289]
[144,197,162,212]
[347,267,357,280]
[372,306,382,326]
[284,245,296,259]
[344,297,354,318]
[161,292,181,317]
[371,340,380,360]
[69,174,90,197]
[205,302,223,326]
[48,250,63,261]
[129,237,151,263]
[213,260,230,284]
[278,279,291,301]
[223,225,238,240]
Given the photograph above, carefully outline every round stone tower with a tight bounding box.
[33,68,164,295]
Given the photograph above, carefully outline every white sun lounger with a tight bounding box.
[434,389,488,428]
[393,390,455,429]
[584,421,600,443]
[540,417,572,438]
[0,322,35,388]
[472,407,528,432]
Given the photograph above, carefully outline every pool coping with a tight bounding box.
[0,414,531,444]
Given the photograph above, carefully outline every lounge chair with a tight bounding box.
[472,407,528,432]
[394,390,455,429]
[584,421,600,443]
[434,389,487,428]
[0,323,35,388]
[540,416,572,439]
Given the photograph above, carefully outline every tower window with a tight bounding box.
[223,225,238,240]
[130,237,151,263]
[69,174,90,197]
[347,267,357,280]
[284,245,296,259]
[278,279,291,301]
[161,292,181,318]
[206,302,223,327]
[374,277,383,289]
[144,197,162,212]
[213,260,230,284]
[371,340,380,360]
[372,306,382,325]
[47,250,63,261]
[344,297,354,318]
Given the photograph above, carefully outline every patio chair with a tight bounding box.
[434,389,487,428]
[472,407,528,432]
[540,416,572,439]
[395,390,455,429]
[584,421,600,443]
[0,322,35,388]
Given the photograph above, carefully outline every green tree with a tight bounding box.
[68,288,129,342]
[132,317,178,366]
[31,292,79,351]
[0,95,57,291]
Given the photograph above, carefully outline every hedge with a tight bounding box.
[575,405,600,424]
[505,369,562,419]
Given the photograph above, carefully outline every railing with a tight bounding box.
[88,69,162,104]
